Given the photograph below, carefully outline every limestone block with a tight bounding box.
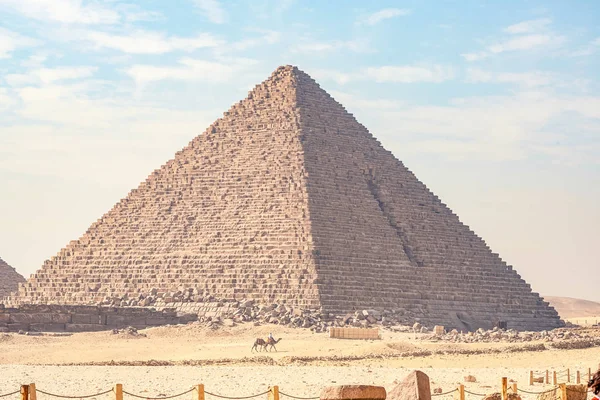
[29,323,67,332]
[65,324,108,332]
[320,385,386,400]
[388,370,431,400]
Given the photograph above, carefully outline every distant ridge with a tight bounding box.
[544,296,600,319]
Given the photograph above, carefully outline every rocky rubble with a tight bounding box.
[98,290,419,333]
[423,326,597,344]
[111,326,147,337]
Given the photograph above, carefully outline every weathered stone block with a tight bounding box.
[388,370,431,400]
[65,323,108,332]
[321,385,386,400]
[29,323,66,332]
[52,314,72,323]
[10,313,53,324]
[7,323,28,332]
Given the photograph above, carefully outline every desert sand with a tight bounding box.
[1,324,599,399]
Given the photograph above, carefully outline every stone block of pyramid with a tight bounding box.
[6,66,562,330]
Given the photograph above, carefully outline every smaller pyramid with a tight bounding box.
[0,257,25,298]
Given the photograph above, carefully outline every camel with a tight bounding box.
[251,338,267,353]
[264,337,281,352]
[251,337,282,352]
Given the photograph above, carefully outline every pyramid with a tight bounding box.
[0,256,25,298]
[8,66,561,330]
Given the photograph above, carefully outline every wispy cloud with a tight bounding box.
[0,0,120,24]
[292,39,371,53]
[368,90,600,165]
[229,29,280,51]
[360,8,410,26]
[0,27,38,58]
[365,65,455,83]
[192,0,227,24]
[310,65,455,85]
[504,18,552,34]
[466,68,555,87]
[6,66,97,86]
[125,58,258,86]
[568,37,600,57]
[462,19,565,61]
[310,69,358,85]
[461,52,489,62]
[85,30,221,54]
[488,34,563,53]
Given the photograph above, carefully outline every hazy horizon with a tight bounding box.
[0,0,598,302]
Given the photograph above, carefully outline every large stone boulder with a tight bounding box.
[388,370,431,400]
[320,385,386,400]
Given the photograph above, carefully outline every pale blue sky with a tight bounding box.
[0,0,598,301]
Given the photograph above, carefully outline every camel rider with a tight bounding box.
[268,332,274,342]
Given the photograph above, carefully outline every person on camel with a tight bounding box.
[267,332,274,343]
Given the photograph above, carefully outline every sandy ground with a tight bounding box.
[1,324,599,399]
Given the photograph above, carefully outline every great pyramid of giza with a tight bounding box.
[0,256,25,298]
[7,65,561,330]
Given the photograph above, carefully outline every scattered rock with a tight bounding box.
[388,370,431,400]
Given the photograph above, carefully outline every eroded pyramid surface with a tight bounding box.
[7,66,561,330]
[0,257,25,298]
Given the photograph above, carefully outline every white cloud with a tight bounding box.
[329,90,406,110]
[504,18,552,34]
[0,0,120,24]
[309,69,357,85]
[488,34,564,54]
[366,90,600,165]
[360,8,410,26]
[365,65,455,83]
[292,38,371,53]
[230,29,280,51]
[0,28,38,58]
[568,37,600,57]
[6,67,97,86]
[310,65,455,85]
[125,58,258,86]
[461,51,489,62]
[85,30,221,54]
[466,68,555,87]
[192,0,226,24]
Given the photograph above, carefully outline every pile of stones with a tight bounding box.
[194,304,418,333]
[425,327,594,343]
[97,290,419,332]
[111,326,147,337]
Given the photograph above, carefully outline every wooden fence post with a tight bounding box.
[511,383,517,394]
[459,384,465,400]
[553,371,557,385]
[29,384,36,400]
[567,369,570,383]
[559,384,567,400]
[502,378,508,400]
[115,384,123,400]
[20,385,29,400]
[197,385,204,400]
[529,371,534,386]
[269,386,279,400]
[546,370,549,384]
[576,371,580,384]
